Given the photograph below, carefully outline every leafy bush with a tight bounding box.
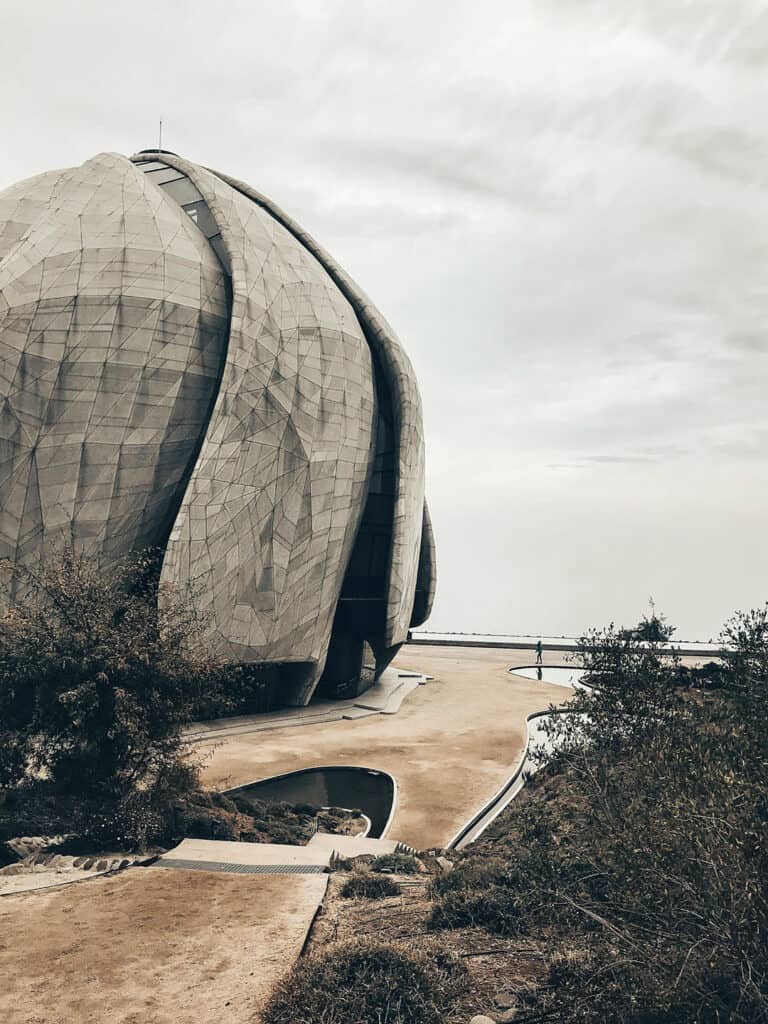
[719,604,768,710]
[171,790,242,843]
[316,805,365,837]
[0,547,219,790]
[0,547,226,845]
[429,611,768,1023]
[429,884,523,934]
[262,940,468,1024]
[340,873,402,899]
[188,662,285,719]
[223,796,345,845]
[618,603,675,642]
[169,793,365,847]
[369,851,421,874]
[429,853,514,896]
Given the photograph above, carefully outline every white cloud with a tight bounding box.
[2,0,767,638]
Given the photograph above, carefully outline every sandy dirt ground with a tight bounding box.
[199,644,569,849]
[1,867,327,1024]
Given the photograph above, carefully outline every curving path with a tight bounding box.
[450,664,582,849]
[198,645,569,850]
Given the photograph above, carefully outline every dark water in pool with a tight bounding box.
[226,766,395,838]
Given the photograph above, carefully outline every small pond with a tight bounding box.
[226,766,396,839]
[510,665,588,688]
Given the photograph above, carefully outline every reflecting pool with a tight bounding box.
[226,766,396,838]
[510,665,588,688]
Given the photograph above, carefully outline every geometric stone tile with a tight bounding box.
[0,153,229,599]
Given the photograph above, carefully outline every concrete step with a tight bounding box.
[156,838,332,874]
[306,834,401,857]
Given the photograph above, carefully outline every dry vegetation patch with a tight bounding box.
[304,873,545,1021]
[262,939,470,1024]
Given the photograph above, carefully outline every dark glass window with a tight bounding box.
[144,166,186,186]
[338,355,396,602]
[134,160,167,172]
[208,234,228,265]
[160,176,203,207]
[181,200,220,240]
[137,160,227,273]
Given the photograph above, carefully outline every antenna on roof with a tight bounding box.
[158,119,163,153]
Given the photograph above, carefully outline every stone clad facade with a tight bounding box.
[0,150,435,704]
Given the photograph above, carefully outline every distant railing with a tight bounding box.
[407,631,721,658]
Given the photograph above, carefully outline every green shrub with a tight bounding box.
[429,884,524,935]
[262,940,468,1024]
[340,873,402,899]
[291,802,318,816]
[429,854,511,896]
[0,547,223,841]
[316,806,364,835]
[76,791,169,850]
[618,603,675,642]
[369,852,421,874]
[172,794,332,847]
[171,799,240,843]
[231,797,320,845]
[188,662,284,719]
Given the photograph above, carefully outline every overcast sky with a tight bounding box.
[3,0,768,641]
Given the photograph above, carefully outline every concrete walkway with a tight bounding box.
[157,837,332,873]
[186,666,425,742]
[0,867,328,1024]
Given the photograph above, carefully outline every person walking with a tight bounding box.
[535,639,543,665]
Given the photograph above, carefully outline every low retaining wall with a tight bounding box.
[448,663,592,849]
[448,707,570,850]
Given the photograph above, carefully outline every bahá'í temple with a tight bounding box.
[0,150,435,705]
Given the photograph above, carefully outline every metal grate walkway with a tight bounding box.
[155,858,327,875]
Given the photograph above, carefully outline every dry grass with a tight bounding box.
[262,939,470,1024]
[305,873,544,1020]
